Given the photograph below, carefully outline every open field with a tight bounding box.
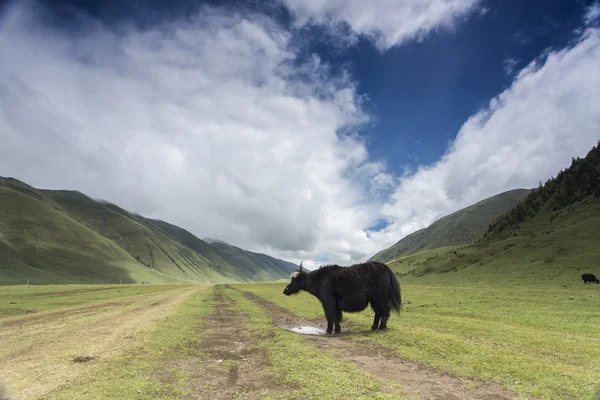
[240,281,600,399]
[1,281,599,399]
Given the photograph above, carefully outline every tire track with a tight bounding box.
[154,287,288,400]
[0,287,184,329]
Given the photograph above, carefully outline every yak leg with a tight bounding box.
[322,297,337,334]
[371,302,383,330]
[379,316,388,330]
[335,307,342,334]
[379,309,390,330]
[379,317,388,330]
[371,314,381,331]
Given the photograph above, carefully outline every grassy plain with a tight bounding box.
[238,280,600,400]
[0,285,209,399]
[43,287,214,399]
[0,284,405,400]
[1,280,599,399]
[0,284,191,319]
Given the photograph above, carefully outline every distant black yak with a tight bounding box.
[283,261,402,334]
[581,273,599,284]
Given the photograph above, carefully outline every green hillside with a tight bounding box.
[143,219,298,282]
[370,188,531,262]
[484,142,600,240]
[0,178,296,284]
[385,142,600,284]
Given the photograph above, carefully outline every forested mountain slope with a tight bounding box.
[384,142,600,284]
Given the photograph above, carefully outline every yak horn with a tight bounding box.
[299,261,304,273]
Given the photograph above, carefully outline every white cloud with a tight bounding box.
[502,57,519,76]
[281,0,481,50]
[585,1,600,26]
[0,1,386,265]
[370,27,600,248]
[369,172,396,197]
[2,0,599,269]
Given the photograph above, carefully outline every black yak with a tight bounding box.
[581,273,599,284]
[283,261,402,334]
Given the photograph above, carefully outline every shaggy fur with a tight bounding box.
[582,273,599,284]
[283,261,402,334]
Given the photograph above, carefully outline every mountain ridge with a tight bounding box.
[370,188,532,263]
[383,142,600,283]
[0,177,296,284]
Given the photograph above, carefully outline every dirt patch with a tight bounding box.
[155,288,291,399]
[240,290,526,400]
[72,356,95,363]
[149,296,174,308]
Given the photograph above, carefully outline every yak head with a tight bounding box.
[283,261,306,296]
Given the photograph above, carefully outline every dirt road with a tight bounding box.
[154,289,292,399]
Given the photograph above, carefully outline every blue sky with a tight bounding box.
[1,0,599,267]
[349,0,591,169]
[31,0,595,169]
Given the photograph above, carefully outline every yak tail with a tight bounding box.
[387,266,402,313]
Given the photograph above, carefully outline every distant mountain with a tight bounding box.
[385,142,600,283]
[370,188,531,263]
[147,219,297,282]
[0,177,296,284]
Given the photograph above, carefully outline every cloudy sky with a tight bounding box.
[1,0,599,268]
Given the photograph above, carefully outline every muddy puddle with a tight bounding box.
[287,326,327,335]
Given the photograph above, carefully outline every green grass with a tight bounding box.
[371,188,530,262]
[223,286,404,399]
[46,286,213,399]
[0,284,194,319]
[593,383,600,400]
[238,282,600,400]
